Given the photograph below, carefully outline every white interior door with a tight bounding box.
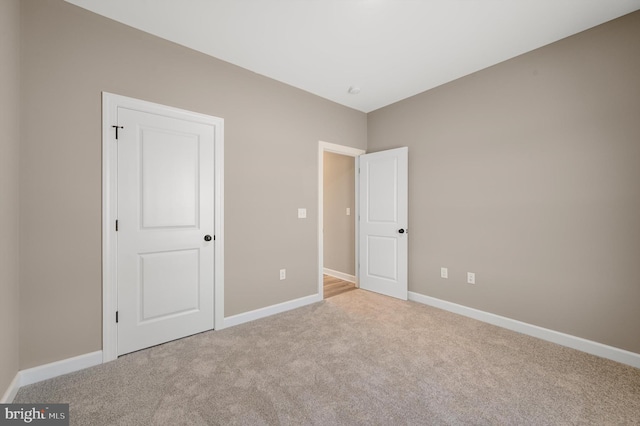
[358,147,408,300]
[117,107,215,355]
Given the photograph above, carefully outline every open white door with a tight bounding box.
[358,147,408,300]
[117,107,215,355]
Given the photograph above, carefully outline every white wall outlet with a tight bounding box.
[346,207,351,216]
[280,269,286,280]
[298,208,307,219]
[467,272,476,284]
[440,267,448,279]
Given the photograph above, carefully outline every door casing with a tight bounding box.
[102,92,225,362]
[318,141,365,297]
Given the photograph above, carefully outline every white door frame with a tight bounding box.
[102,92,224,362]
[318,141,365,297]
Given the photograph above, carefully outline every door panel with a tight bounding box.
[367,236,398,281]
[117,107,215,355]
[359,147,408,300]
[367,158,399,223]
[140,129,200,228]
[139,249,200,322]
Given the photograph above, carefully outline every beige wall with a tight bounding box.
[9,0,640,379]
[0,0,21,397]
[323,152,356,275]
[19,0,366,369]
[368,11,640,354]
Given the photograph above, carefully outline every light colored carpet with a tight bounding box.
[15,289,640,425]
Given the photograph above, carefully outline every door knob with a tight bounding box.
[398,229,405,234]
[204,235,212,241]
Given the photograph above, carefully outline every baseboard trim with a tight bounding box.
[408,292,640,369]
[323,268,356,283]
[1,351,103,403]
[223,293,322,329]
[1,372,21,403]
[20,350,103,388]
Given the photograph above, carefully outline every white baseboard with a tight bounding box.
[223,293,322,329]
[1,350,103,403]
[408,292,640,369]
[1,373,21,403]
[323,268,356,283]
[20,351,103,388]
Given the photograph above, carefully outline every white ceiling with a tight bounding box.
[65,0,640,113]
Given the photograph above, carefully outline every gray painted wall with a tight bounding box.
[0,0,21,398]
[368,11,640,354]
[19,0,366,369]
[323,152,356,276]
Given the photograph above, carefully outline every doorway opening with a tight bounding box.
[317,142,365,299]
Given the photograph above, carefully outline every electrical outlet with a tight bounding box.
[440,267,448,279]
[280,269,286,280]
[298,208,307,219]
[467,272,475,284]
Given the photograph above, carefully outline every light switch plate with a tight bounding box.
[298,208,307,219]
[346,207,351,216]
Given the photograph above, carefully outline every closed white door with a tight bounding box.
[358,147,408,300]
[117,107,215,355]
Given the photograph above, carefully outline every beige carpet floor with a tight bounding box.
[14,289,640,425]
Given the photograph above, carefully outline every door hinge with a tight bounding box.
[115,220,118,231]
[112,125,123,140]
[116,311,119,323]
